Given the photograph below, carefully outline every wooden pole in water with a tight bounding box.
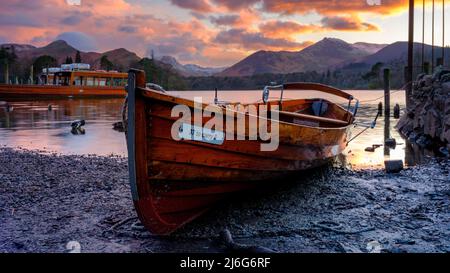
[443,0,446,66]
[384,69,391,118]
[407,0,414,110]
[432,0,435,72]
[384,68,391,156]
[422,0,426,72]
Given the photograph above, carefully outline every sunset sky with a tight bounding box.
[0,0,448,67]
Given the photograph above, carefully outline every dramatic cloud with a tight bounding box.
[259,21,320,38]
[321,16,379,31]
[215,28,311,51]
[0,14,42,27]
[56,32,98,51]
[209,10,260,28]
[169,0,212,13]
[60,11,92,26]
[0,0,410,67]
[209,15,240,26]
[211,0,261,11]
[260,0,408,15]
[118,25,138,33]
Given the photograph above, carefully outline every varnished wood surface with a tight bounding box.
[126,69,355,235]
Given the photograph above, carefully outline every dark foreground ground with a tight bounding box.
[0,147,449,253]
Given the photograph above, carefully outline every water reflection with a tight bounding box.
[0,98,127,156]
[0,90,429,168]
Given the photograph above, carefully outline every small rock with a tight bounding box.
[66,241,81,253]
[416,135,433,148]
[438,147,449,157]
[385,160,404,173]
[384,247,407,253]
[366,241,382,253]
[395,239,416,245]
[13,241,25,249]
[407,132,418,142]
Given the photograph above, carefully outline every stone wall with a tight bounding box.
[397,69,450,154]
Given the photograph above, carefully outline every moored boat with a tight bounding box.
[0,63,127,98]
[124,69,359,235]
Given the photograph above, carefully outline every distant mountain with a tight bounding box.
[0,43,36,53]
[218,38,387,77]
[159,55,226,77]
[343,41,450,71]
[352,42,387,55]
[0,40,142,72]
[92,48,141,71]
[1,40,101,66]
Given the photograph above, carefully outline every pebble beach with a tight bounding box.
[0,147,448,253]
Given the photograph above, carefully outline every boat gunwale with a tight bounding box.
[137,87,354,131]
[125,69,356,235]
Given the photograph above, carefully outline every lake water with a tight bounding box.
[0,90,424,169]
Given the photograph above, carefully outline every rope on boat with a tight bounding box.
[347,112,380,144]
[358,81,412,103]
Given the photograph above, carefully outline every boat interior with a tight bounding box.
[238,98,352,129]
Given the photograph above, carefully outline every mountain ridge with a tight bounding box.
[218,38,388,77]
[158,55,226,77]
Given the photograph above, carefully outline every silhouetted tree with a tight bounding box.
[100,55,114,71]
[0,46,18,83]
[65,56,73,64]
[363,62,384,89]
[33,55,57,80]
[75,51,82,63]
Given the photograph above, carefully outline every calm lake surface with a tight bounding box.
[0,90,421,169]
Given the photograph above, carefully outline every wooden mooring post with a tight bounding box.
[384,69,391,118]
[384,68,391,156]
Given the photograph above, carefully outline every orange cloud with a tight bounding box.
[259,21,320,38]
[321,16,380,32]
[0,0,404,68]
[209,9,261,28]
[214,28,313,51]
[260,0,409,16]
[168,0,213,13]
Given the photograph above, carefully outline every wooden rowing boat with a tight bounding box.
[124,69,358,235]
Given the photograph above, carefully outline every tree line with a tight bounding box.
[0,46,118,84]
[1,45,407,90]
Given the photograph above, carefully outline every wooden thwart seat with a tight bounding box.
[276,110,349,126]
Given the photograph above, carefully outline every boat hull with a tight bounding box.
[0,84,126,98]
[125,69,352,235]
